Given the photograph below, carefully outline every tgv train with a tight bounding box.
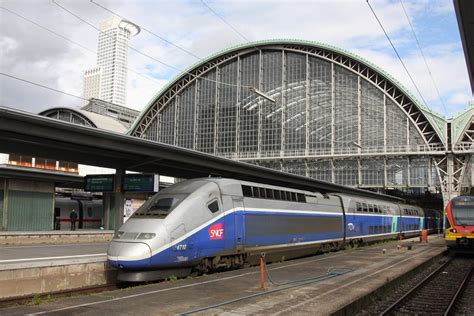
[108,178,437,282]
[445,195,474,251]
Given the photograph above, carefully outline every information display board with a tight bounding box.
[84,175,115,192]
[122,174,159,192]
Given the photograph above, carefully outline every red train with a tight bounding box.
[445,195,474,250]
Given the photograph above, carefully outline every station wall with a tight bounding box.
[0,178,54,231]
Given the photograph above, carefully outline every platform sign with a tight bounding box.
[122,174,159,192]
[84,175,115,192]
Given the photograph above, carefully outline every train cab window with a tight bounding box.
[207,200,220,213]
[363,203,368,212]
[297,193,306,202]
[356,202,362,212]
[242,185,253,197]
[133,194,187,218]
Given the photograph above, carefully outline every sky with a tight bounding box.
[0,0,472,119]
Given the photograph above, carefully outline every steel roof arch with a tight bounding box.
[129,39,446,147]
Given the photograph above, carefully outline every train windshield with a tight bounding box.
[452,198,474,226]
[132,193,188,218]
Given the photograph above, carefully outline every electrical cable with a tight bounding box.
[89,0,202,60]
[177,259,354,315]
[52,0,251,89]
[200,0,250,42]
[399,0,447,113]
[366,0,428,108]
[0,5,163,86]
[0,72,88,101]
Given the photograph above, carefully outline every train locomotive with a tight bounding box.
[444,195,474,250]
[107,178,436,282]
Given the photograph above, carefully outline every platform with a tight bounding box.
[0,242,111,300]
[0,230,114,245]
[1,235,446,315]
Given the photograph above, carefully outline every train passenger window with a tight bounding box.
[297,193,306,203]
[356,202,362,212]
[252,187,260,198]
[274,190,281,200]
[242,185,253,197]
[207,200,220,213]
[368,204,373,213]
[363,203,368,212]
[260,188,266,198]
[285,191,291,201]
[374,205,379,213]
[265,189,273,199]
[290,192,297,201]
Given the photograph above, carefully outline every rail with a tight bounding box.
[380,257,473,316]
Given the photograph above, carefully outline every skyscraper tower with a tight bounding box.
[83,17,140,107]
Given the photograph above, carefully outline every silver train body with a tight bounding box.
[107,178,434,282]
[54,197,103,230]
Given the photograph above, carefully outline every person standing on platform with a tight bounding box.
[70,209,78,231]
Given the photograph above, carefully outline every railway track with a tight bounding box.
[380,256,473,315]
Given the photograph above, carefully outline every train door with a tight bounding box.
[54,207,60,230]
[232,197,245,251]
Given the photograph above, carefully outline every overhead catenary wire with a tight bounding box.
[51,0,252,89]
[366,0,428,108]
[0,72,88,101]
[0,5,163,86]
[89,0,202,60]
[399,0,447,113]
[200,0,250,42]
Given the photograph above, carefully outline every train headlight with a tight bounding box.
[137,233,156,240]
[115,231,124,239]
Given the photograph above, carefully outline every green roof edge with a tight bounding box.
[450,101,474,143]
[127,39,447,142]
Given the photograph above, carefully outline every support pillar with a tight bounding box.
[112,169,125,232]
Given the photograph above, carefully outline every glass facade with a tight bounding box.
[132,42,453,189]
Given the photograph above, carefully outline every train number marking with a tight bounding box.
[208,223,224,240]
[176,244,187,251]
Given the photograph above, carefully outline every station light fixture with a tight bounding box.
[249,87,276,103]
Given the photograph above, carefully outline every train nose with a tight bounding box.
[107,241,152,269]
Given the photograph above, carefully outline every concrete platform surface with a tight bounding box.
[1,236,446,315]
[0,243,108,271]
[0,231,114,246]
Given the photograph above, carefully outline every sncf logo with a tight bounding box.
[208,223,224,240]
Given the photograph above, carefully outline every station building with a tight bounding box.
[129,40,473,206]
[0,100,140,231]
